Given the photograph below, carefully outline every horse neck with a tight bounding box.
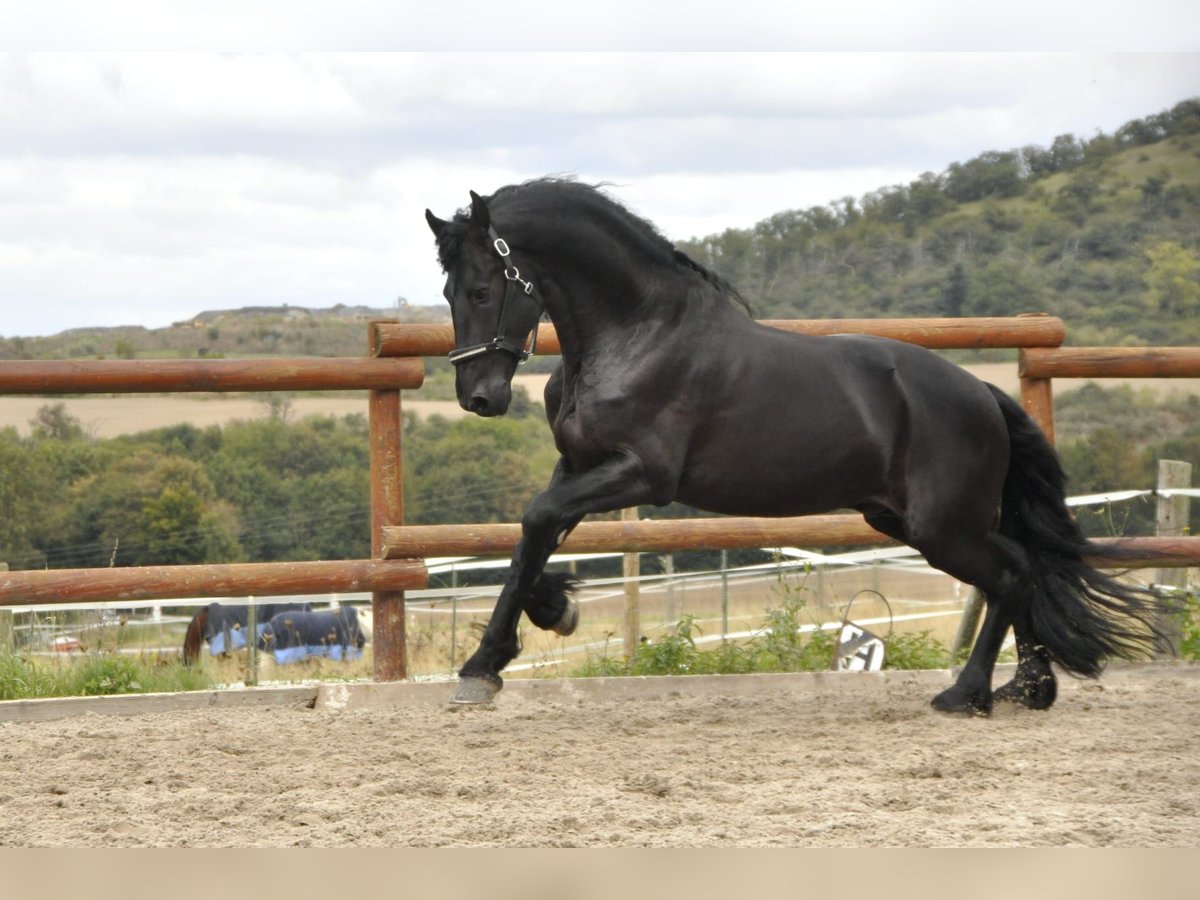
[517,222,688,365]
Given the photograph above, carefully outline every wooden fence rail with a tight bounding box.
[0,357,424,393]
[382,516,1200,570]
[0,559,428,607]
[370,315,1067,357]
[1021,347,1200,379]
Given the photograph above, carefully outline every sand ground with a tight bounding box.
[1,666,1196,848]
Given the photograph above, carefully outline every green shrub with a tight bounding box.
[569,586,959,679]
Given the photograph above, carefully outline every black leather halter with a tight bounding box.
[447,226,545,366]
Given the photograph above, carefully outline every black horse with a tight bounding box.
[424,177,1169,715]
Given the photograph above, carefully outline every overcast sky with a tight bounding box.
[2,46,1198,336]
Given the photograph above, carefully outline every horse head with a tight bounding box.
[425,190,543,418]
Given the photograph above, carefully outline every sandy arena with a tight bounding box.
[1,666,1197,848]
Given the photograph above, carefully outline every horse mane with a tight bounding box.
[436,177,752,314]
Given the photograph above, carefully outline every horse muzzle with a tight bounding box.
[459,379,512,417]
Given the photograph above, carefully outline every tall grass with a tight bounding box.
[0,652,213,701]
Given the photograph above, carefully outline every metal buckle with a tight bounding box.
[493,237,511,257]
[504,266,534,295]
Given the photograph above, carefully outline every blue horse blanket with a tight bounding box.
[260,607,366,665]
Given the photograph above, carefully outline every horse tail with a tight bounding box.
[182,608,207,666]
[986,383,1172,676]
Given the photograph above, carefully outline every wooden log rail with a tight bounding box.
[1018,347,1200,447]
[383,516,1200,570]
[0,559,428,607]
[1020,347,1200,379]
[0,357,424,393]
[371,315,1067,357]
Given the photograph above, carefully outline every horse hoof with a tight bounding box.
[449,675,502,706]
[931,684,992,717]
[552,597,579,636]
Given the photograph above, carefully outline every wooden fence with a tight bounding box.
[3,313,1199,682]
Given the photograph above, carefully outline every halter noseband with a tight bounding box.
[447,225,544,366]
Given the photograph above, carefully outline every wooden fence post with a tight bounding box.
[622,507,640,660]
[1018,371,1056,443]
[1156,459,1193,658]
[369,320,407,681]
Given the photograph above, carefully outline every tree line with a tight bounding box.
[2,381,1196,573]
[0,394,556,572]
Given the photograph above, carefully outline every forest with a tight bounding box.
[2,99,1200,573]
[678,98,1200,346]
[1,379,1196,574]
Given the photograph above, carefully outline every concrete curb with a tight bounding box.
[0,685,317,724]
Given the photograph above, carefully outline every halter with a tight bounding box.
[447,225,545,366]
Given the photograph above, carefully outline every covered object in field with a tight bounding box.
[182,602,312,664]
[260,607,366,664]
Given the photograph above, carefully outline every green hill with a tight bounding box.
[0,303,449,362]
[678,98,1200,347]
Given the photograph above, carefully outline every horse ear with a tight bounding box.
[468,190,491,230]
[425,208,448,237]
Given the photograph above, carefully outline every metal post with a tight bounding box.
[1156,459,1193,657]
[622,506,640,660]
[245,597,258,687]
[720,549,729,640]
[663,554,675,622]
[950,587,985,662]
[449,565,458,675]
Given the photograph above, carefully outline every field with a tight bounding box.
[0,665,1196,847]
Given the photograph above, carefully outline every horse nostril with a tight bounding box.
[467,395,491,415]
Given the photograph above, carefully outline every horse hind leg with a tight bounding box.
[863,509,1000,715]
[868,508,1031,716]
[923,531,1032,716]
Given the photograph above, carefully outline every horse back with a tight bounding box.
[672,326,1007,517]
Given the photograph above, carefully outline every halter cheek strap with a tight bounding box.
[447,226,545,366]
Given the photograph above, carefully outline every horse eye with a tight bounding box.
[469,287,490,305]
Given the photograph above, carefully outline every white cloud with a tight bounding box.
[0,50,1197,336]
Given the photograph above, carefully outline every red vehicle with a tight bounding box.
[50,636,82,653]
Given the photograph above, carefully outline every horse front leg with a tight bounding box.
[452,452,662,705]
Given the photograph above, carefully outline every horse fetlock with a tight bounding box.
[552,596,579,636]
